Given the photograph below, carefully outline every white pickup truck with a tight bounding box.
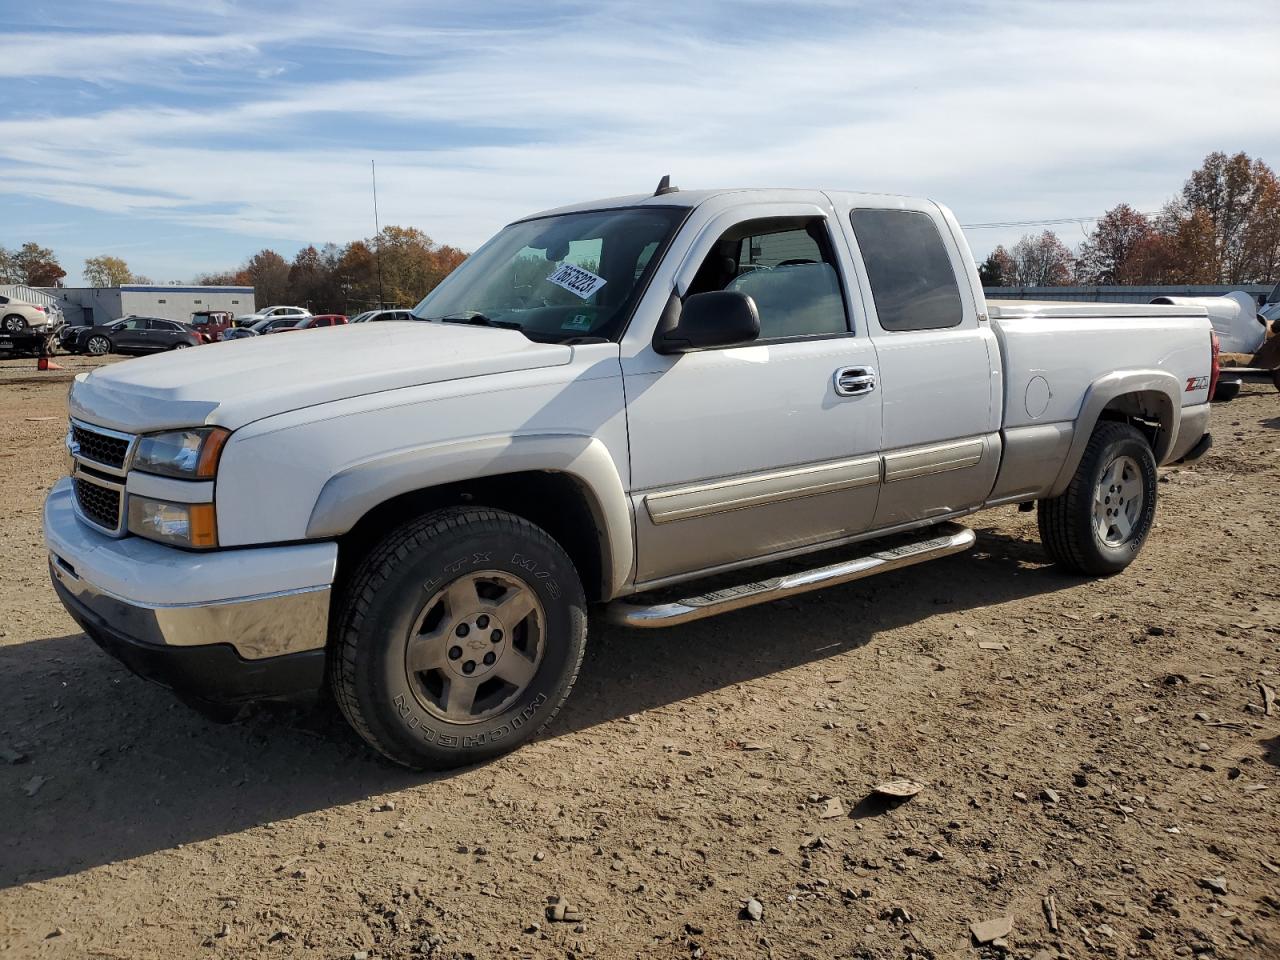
[45,185,1216,769]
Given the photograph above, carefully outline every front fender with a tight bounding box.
[1047,369,1182,497]
[305,433,635,598]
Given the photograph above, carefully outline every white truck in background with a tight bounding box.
[46,185,1216,769]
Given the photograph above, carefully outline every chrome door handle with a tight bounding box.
[834,365,877,397]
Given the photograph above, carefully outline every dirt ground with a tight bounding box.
[1,360,1277,960]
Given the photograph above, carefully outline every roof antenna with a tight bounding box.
[654,174,678,196]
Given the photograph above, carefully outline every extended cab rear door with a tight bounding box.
[826,194,1003,529]
[620,194,883,587]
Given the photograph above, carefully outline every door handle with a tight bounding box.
[833,365,877,397]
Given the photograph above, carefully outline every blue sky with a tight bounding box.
[2,0,1278,284]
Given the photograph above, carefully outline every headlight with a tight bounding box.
[133,427,229,479]
[127,497,218,548]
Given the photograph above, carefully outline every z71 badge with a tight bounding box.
[1185,375,1209,392]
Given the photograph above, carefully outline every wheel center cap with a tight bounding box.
[444,612,507,680]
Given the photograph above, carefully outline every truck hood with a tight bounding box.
[69,322,574,432]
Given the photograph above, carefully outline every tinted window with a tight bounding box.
[849,209,963,331]
[148,319,177,331]
[686,217,848,341]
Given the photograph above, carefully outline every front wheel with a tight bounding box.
[1037,421,1158,576]
[86,335,111,356]
[3,314,27,333]
[331,507,587,769]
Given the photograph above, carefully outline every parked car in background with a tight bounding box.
[274,314,348,332]
[351,308,415,323]
[66,316,202,355]
[0,294,59,334]
[189,310,236,343]
[0,294,64,356]
[221,316,305,340]
[233,305,311,328]
[57,323,87,352]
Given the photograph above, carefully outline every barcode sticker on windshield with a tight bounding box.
[546,262,607,300]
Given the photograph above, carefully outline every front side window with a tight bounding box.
[412,206,686,342]
[849,209,963,332]
[685,217,848,341]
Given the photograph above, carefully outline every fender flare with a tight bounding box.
[305,433,635,598]
[1047,369,1183,497]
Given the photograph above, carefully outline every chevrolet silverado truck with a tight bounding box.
[45,185,1216,769]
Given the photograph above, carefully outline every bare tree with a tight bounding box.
[1010,231,1074,286]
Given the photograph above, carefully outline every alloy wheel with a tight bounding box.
[404,570,545,724]
[1093,455,1144,546]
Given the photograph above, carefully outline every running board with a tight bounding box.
[607,523,976,628]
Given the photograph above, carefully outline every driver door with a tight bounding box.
[620,198,883,587]
[111,318,149,351]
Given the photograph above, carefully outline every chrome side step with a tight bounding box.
[607,523,976,628]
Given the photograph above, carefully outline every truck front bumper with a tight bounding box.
[44,478,337,706]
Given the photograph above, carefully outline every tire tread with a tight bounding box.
[330,507,585,768]
[1037,421,1151,576]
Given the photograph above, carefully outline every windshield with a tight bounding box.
[411,206,685,342]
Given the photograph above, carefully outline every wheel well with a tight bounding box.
[1097,390,1173,460]
[334,471,607,604]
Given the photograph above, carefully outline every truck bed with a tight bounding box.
[987,299,1205,320]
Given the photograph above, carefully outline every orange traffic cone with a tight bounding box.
[37,356,65,371]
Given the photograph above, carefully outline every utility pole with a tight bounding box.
[372,159,385,308]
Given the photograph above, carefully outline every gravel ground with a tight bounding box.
[1,361,1277,960]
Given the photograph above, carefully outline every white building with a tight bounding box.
[41,285,256,327]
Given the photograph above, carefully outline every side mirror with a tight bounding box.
[653,291,760,355]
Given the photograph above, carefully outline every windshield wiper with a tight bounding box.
[429,312,524,331]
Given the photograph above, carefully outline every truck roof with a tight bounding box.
[520,187,922,222]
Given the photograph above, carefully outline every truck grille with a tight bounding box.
[71,423,131,470]
[74,477,122,532]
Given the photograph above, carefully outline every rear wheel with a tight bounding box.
[3,314,26,333]
[1037,421,1157,575]
[86,335,111,356]
[331,507,587,769]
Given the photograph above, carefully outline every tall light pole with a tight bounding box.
[372,159,385,308]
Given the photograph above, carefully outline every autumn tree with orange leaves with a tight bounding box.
[986,151,1280,287]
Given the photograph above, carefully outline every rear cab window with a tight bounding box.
[849,209,963,332]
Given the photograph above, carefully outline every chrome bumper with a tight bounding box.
[44,477,336,661]
[49,553,331,659]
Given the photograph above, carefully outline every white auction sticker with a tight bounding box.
[546,262,607,300]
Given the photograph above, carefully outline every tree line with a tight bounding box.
[979,151,1280,288]
[7,150,1276,302]
[0,226,467,314]
[0,247,149,288]
[195,227,467,313]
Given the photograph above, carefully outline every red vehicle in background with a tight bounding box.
[272,314,349,333]
[189,310,236,343]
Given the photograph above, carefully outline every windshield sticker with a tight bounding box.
[561,313,594,332]
[546,262,607,300]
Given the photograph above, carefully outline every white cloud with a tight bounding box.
[2,0,1279,274]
